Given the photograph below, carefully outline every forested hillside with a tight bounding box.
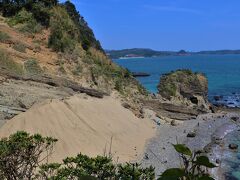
[0,0,147,98]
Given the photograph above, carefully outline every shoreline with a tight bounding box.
[141,111,240,178]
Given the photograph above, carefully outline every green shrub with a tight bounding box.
[12,42,26,53]
[24,59,43,75]
[72,64,82,76]
[115,78,124,93]
[0,131,154,179]
[48,6,78,52]
[0,31,10,42]
[58,65,66,74]
[0,132,216,179]
[7,9,43,34]
[159,144,216,180]
[0,49,23,75]
[63,1,103,51]
[7,9,32,26]
[0,131,57,180]
[160,82,177,98]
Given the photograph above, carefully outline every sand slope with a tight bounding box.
[0,95,155,162]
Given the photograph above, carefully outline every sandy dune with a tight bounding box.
[0,95,155,163]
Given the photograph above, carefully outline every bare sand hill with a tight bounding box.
[0,94,156,163]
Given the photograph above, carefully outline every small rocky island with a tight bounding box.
[143,69,212,121]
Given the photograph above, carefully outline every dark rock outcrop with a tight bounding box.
[143,70,211,121]
[158,69,208,101]
[132,72,150,77]
[0,68,108,98]
[214,95,223,101]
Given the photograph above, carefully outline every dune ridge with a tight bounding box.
[0,95,155,163]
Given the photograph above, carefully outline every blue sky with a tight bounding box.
[64,0,240,51]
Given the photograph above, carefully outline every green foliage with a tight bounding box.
[58,64,66,74]
[7,9,33,26]
[1,0,103,52]
[63,1,103,51]
[0,49,24,75]
[7,9,43,34]
[158,69,205,99]
[72,63,82,76]
[48,6,78,52]
[117,163,155,179]
[0,132,217,180]
[0,131,154,179]
[0,31,10,42]
[37,155,155,179]
[159,168,185,179]
[173,144,192,156]
[159,144,216,180]
[12,42,26,53]
[0,131,57,179]
[115,78,123,92]
[1,0,57,26]
[159,82,177,98]
[24,58,43,75]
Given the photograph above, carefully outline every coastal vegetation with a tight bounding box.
[0,50,24,75]
[159,144,216,180]
[0,0,147,98]
[0,131,216,179]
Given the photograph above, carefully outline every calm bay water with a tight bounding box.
[114,54,240,107]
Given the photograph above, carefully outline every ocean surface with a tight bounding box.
[115,54,240,179]
[114,54,240,107]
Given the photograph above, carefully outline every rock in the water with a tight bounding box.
[187,131,196,138]
[229,143,238,150]
[132,72,150,77]
[214,95,223,101]
[158,70,208,101]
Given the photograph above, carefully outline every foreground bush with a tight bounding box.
[0,131,154,179]
[0,131,57,179]
[0,131,217,180]
[0,131,216,180]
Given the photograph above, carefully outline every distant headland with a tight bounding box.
[106,48,240,59]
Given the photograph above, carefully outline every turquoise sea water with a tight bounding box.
[114,54,240,107]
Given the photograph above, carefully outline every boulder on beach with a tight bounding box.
[187,131,196,138]
[170,120,177,126]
